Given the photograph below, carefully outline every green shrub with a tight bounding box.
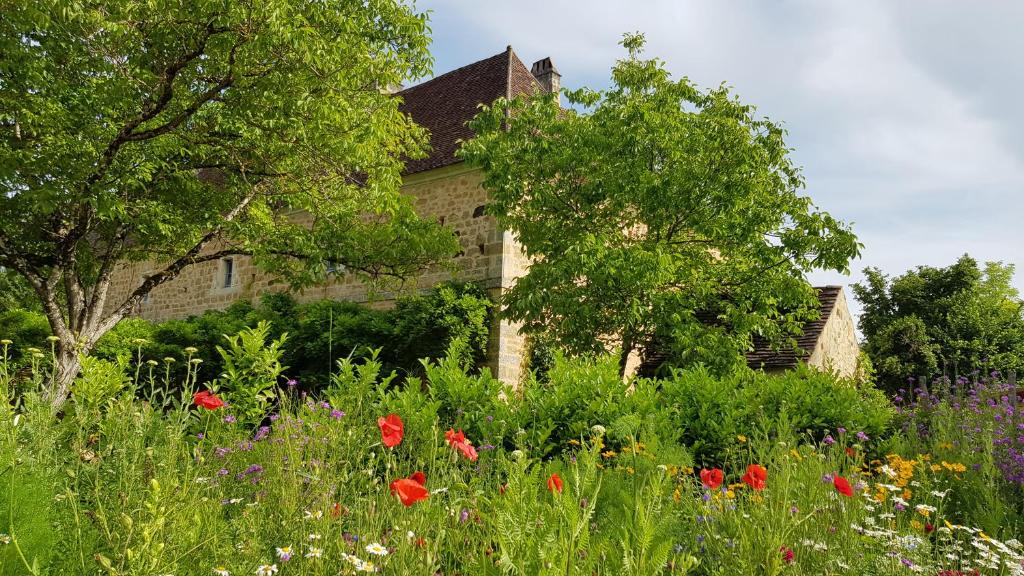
[388,282,493,373]
[0,310,50,362]
[657,365,893,465]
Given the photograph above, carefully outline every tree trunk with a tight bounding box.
[618,329,635,380]
[43,344,81,413]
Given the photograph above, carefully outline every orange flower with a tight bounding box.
[390,476,429,507]
[741,464,767,491]
[699,468,724,490]
[378,414,404,448]
[547,473,563,493]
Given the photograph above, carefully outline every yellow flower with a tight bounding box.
[737,435,747,443]
[568,439,580,446]
[682,466,694,475]
[910,520,922,530]
[902,489,912,501]
[673,487,682,503]
[938,442,953,450]
[789,449,803,461]
[930,464,942,472]
[725,490,735,499]
[601,450,617,459]
[940,461,967,473]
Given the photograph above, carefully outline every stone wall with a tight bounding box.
[104,164,529,384]
[807,288,861,378]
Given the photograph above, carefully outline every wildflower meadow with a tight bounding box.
[1,326,1022,575]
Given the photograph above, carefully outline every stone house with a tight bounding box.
[106,47,861,382]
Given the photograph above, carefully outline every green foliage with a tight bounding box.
[853,255,1024,392]
[0,310,49,362]
[82,282,493,388]
[70,356,130,420]
[390,282,493,373]
[0,270,38,314]
[656,366,892,466]
[460,34,860,375]
[0,0,457,402]
[2,339,1022,575]
[214,321,286,424]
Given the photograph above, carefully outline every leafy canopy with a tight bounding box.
[0,0,457,400]
[853,254,1024,391]
[459,33,860,374]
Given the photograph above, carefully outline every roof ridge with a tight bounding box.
[397,49,509,95]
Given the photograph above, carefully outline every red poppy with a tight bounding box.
[410,470,427,486]
[833,475,854,497]
[445,429,467,446]
[389,477,429,507]
[444,428,479,462]
[547,472,563,493]
[699,468,724,490]
[193,390,224,410]
[454,440,479,462]
[780,546,794,564]
[378,414,404,448]
[844,447,857,458]
[925,523,935,534]
[741,464,767,491]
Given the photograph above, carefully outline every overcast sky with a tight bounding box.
[416,0,1024,322]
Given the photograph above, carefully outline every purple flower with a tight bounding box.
[196,432,205,440]
[254,426,270,442]
[222,414,236,424]
[837,427,847,435]
[216,468,229,476]
[855,431,869,442]
[215,447,232,458]
[823,435,835,445]
[459,508,470,523]
[821,473,834,483]
[286,378,298,388]
[330,409,345,420]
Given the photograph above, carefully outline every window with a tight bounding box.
[222,258,235,288]
[325,260,346,275]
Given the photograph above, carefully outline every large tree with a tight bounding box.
[460,34,861,376]
[0,0,457,408]
[853,255,1024,392]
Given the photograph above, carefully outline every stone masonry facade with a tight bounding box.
[105,164,530,383]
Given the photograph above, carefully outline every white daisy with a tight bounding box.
[213,567,230,576]
[255,565,277,576]
[304,546,323,558]
[365,542,389,556]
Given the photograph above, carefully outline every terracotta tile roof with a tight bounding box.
[398,46,542,175]
[637,286,844,376]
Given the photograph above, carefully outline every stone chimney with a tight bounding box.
[530,57,561,95]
